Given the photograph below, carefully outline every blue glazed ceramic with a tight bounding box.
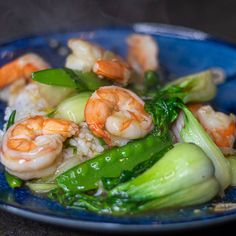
[0,24,236,232]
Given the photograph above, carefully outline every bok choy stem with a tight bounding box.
[180,106,231,193]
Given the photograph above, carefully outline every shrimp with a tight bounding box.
[66,38,132,85]
[127,34,159,75]
[193,105,236,153]
[93,58,131,86]
[0,116,79,180]
[0,53,49,88]
[172,105,236,155]
[85,86,153,146]
[65,38,104,72]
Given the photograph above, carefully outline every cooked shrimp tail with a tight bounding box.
[0,53,49,88]
[127,34,159,75]
[85,86,153,146]
[0,116,79,180]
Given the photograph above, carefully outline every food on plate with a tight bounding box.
[0,33,235,215]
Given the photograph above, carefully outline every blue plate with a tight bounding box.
[0,24,236,232]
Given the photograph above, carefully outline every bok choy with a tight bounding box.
[145,73,230,194]
[53,92,92,123]
[50,143,219,214]
[163,70,217,103]
[228,156,236,186]
[179,106,231,193]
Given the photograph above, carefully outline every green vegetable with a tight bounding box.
[144,70,160,89]
[102,147,168,190]
[53,92,92,123]
[74,71,110,91]
[138,178,219,211]
[5,172,23,188]
[144,70,217,132]
[26,175,57,193]
[32,68,80,88]
[180,106,231,193]
[32,68,110,91]
[50,143,219,214]
[128,70,161,97]
[145,95,182,134]
[56,132,173,193]
[6,110,16,130]
[163,70,217,103]
[37,83,76,107]
[145,80,229,193]
[110,143,218,201]
[49,188,136,215]
[228,156,236,186]
[26,182,57,193]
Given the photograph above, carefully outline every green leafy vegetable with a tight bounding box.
[102,147,168,190]
[145,71,228,194]
[110,143,217,201]
[144,70,160,89]
[50,143,219,214]
[137,178,219,211]
[46,110,56,118]
[49,188,135,215]
[26,176,57,193]
[32,68,110,91]
[228,156,236,186]
[53,92,92,123]
[26,182,57,193]
[6,110,16,130]
[145,95,182,134]
[128,70,161,97]
[56,132,173,193]
[5,172,23,188]
[163,70,217,103]
[74,71,110,91]
[180,106,231,193]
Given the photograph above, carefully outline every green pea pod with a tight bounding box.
[32,68,82,89]
[144,70,160,89]
[6,110,16,130]
[5,172,23,188]
[32,68,110,91]
[56,132,173,193]
[74,71,111,90]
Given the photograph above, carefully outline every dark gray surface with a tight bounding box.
[0,0,236,235]
[1,0,236,44]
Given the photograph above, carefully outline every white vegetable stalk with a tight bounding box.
[180,107,231,194]
[228,156,236,186]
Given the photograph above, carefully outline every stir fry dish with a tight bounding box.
[0,34,235,215]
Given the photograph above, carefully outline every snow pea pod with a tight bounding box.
[32,68,110,91]
[56,132,173,193]
[5,172,23,188]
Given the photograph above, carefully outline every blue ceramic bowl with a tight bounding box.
[0,24,236,232]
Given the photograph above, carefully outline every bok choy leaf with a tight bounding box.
[50,143,219,214]
[163,70,217,103]
[179,106,231,193]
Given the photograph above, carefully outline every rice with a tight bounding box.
[62,122,106,163]
[0,81,107,175]
[3,83,51,129]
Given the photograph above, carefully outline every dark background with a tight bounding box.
[0,0,236,235]
[1,0,236,44]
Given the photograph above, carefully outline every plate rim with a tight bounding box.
[1,201,236,232]
[1,23,236,232]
